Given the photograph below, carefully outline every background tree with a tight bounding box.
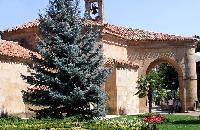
[22,0,110,118]
[157,63,179,102]
[136,70,163,113]
[195,35,200,101]
[136,63,179,112]
[158,63,179,92]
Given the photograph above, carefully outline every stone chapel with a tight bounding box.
[0,0,198,115]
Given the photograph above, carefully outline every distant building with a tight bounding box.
[0,0,197,115]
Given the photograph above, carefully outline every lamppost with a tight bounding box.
[172,81,176,98]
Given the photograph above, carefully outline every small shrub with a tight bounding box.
[119,107,127,115]
[0,116,158,130]
[0,109,8,118]
[106,117,158,130]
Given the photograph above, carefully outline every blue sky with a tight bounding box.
[0,0,199,36]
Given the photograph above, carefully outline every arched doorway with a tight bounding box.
[146,57,186,112]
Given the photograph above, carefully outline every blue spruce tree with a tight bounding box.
[22,0,110,118]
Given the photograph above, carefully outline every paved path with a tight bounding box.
[152,105,200,116]
[173,111,200,116]
[105,106,200,119]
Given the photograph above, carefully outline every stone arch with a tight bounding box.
[145,57,186,112]
[146,57,183,77]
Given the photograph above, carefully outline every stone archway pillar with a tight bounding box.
[184,46,198,110]
[179,76,187,112]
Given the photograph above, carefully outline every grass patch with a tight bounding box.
[155,115,200,130]
[118,114,200,130]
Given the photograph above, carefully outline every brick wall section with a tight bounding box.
[116,67,139,115]
[2,28,38,51]
[105,67,139,115]
[105,68,117,115]
[0,60,29,114]
[103,40,140,115]
[103,42,127,60]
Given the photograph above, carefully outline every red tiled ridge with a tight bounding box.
[4,19,40,32]
[3,19,195,42]
[106,58,139,68]
[103,24,195,42]
[3,19,104,32]
[0,40,40,59]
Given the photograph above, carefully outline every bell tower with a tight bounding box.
[84,0,104,23]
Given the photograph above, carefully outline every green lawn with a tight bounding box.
[157,115,200,130]
[122,114,200,130]
[108,114,200,130]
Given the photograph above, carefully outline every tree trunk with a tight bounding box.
[148,87,153,113]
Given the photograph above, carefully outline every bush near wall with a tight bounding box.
[0,116,158,130]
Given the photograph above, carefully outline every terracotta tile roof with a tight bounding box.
[106,58,139,68]
[3,19,104,32]
[103,24,195,42]
[3,19,195,42]
[3,19,40,32]
[0,40,40,60]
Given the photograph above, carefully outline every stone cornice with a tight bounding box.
[105,58,139,69]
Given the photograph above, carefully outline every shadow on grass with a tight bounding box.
[173,119,200,125]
